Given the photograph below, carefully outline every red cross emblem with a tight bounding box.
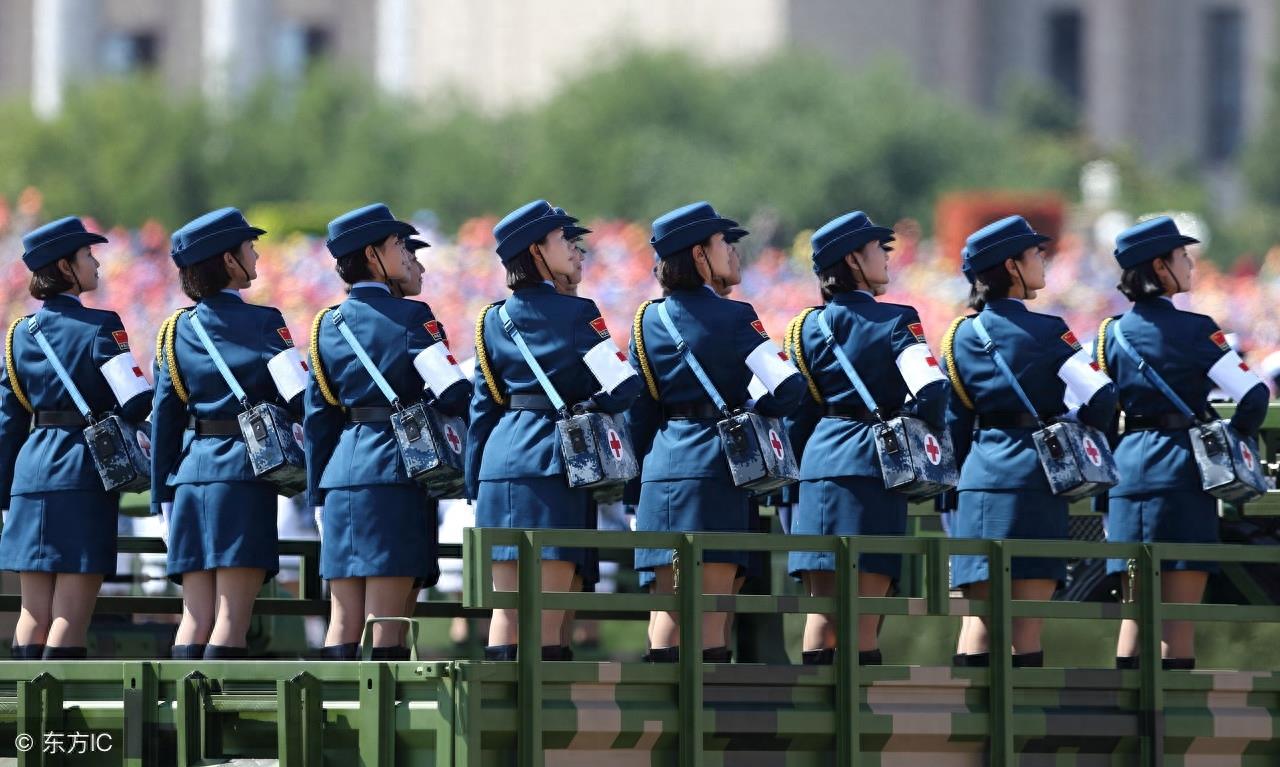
[445,424,462,454]
[1082,436,1102,467]
[768,429,785,460]
[607,429,623,460]
[925,355,939,368]
[924,433,941,465]
[132,365,144,379]
[616,350,627,362]
[1241,442,1255,471]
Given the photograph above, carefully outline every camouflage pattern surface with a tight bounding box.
[875,415,958,501]
[1033,420,1119,499]
[84,414,151,493]
[1191,420,1268,504]
[238,400,307,495]
[391,401,467,498]
[718,411,800,494]
[557,410,638,501]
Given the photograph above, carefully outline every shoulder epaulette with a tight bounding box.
[941,315,974,410]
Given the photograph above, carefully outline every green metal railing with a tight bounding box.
[462,527,1280,767]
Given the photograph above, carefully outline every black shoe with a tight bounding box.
[484,644,517,661]
[370,646,411,661]
[642,647,679,663]
[858,649,883,666]
[952,653,968,668]
[42,646,86,660]
[202,644,248,660]
[802,648,835,666]
[701,647,732,663]
[540,645,573,661]
[1012,651,1043,668]
[964,652,990,668]
[1162,657,1195,670]
[320,643,358,661]
[11,644,45,660]
[1115,656,1139,670]
[171,644,207,659]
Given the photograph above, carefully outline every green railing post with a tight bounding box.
[988,540,1013,767]
[1138,544,1164,766]
[358,659,396,766]
[278,671,322,767]
[121,661,157,767]
[926,536,948,616]
[517,530,544,767]
[175,671,208,767]
[678,533,704,767]
[17,672,61,767]
[835,536,861,765]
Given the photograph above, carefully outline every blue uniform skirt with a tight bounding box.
[950,489,1068,588]
[0,490,120,575]
[635,477,751,571]
[1105,491,1219,575]
[788,477,907,580]
[167,481,279,584]
[323,485,437,583]
[475,477,591,568]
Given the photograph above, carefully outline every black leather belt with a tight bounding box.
[189,417,240,436]
[34,410,88,427]
[348,406,395,423]
[508,394,555,411]
[663,403,723,420]
[823,403,875,421]
[1126,413,1195,432]
[976,412,1040,430]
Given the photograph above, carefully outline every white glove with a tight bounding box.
[313,506,324,542]
[1,508,7,533]
[160,502,172,548]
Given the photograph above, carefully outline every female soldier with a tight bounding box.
[628,201,805,662]
[0,217,151,659]
[940,215,1117,668]
[468,200,640,661]
[305,204,469,661]
[784,211,950,665]
[152,208,308,659]
[1097,217,1268,670]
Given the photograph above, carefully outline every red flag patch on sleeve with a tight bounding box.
[111,330,130,350]
[750,320,770,339]
[907,322,927,343]
[424,320,444,342]
[1210,330,1230,351]
[589,317,611,339]
[277,328,294,347]
[1061,330,1082,351]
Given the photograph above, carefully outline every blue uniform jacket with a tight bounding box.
[626,287,806,485]
[785,291,950,480]
[1095,296,1268,495]
[150,291,302,515]
[942,298,1117,493]
[304,285,471,507]
[466,282,643,498]
[0,294,152,504]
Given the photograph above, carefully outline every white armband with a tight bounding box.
[1058,349,1110,408]
[745,340,798,396]
[583,339,636,394]
[267,347,309,402]
[894,343,946,395]
[747,375,769,401]
[99,352,151,405]
[1209,351,1265,401]
[414,342,466,395]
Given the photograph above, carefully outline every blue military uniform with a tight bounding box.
[628,202,806,572]
[785,212,950,580]
[151,208,304,583]
[1096,217,1269,574]
[468,200,642,567]
[0,218,151,575]
[305,204,470,584]
[941,216,1117,587]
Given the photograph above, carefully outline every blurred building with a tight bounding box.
[0,0,1273,172]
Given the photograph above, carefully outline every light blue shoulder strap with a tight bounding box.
[655,301,730,415]
[970,314,1043,425]
[1109,322,1196,420]
[815,307,882,418]
[25,316,93,421]
[187,312,250,409]
[328,309,403,407]
[496,304,566,412]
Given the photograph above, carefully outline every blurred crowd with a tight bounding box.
[4,190,1280,388]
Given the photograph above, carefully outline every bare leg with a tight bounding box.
[802,571,835,651]
[174,569,215,645]
[207,567,266,648]
[958,579,1055,654]
[45,573,103,648]
[15,572,55,647]
[327,577,364,646]
[649,562,739,650]
[489,560,579,647]
[364,577,414,648]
